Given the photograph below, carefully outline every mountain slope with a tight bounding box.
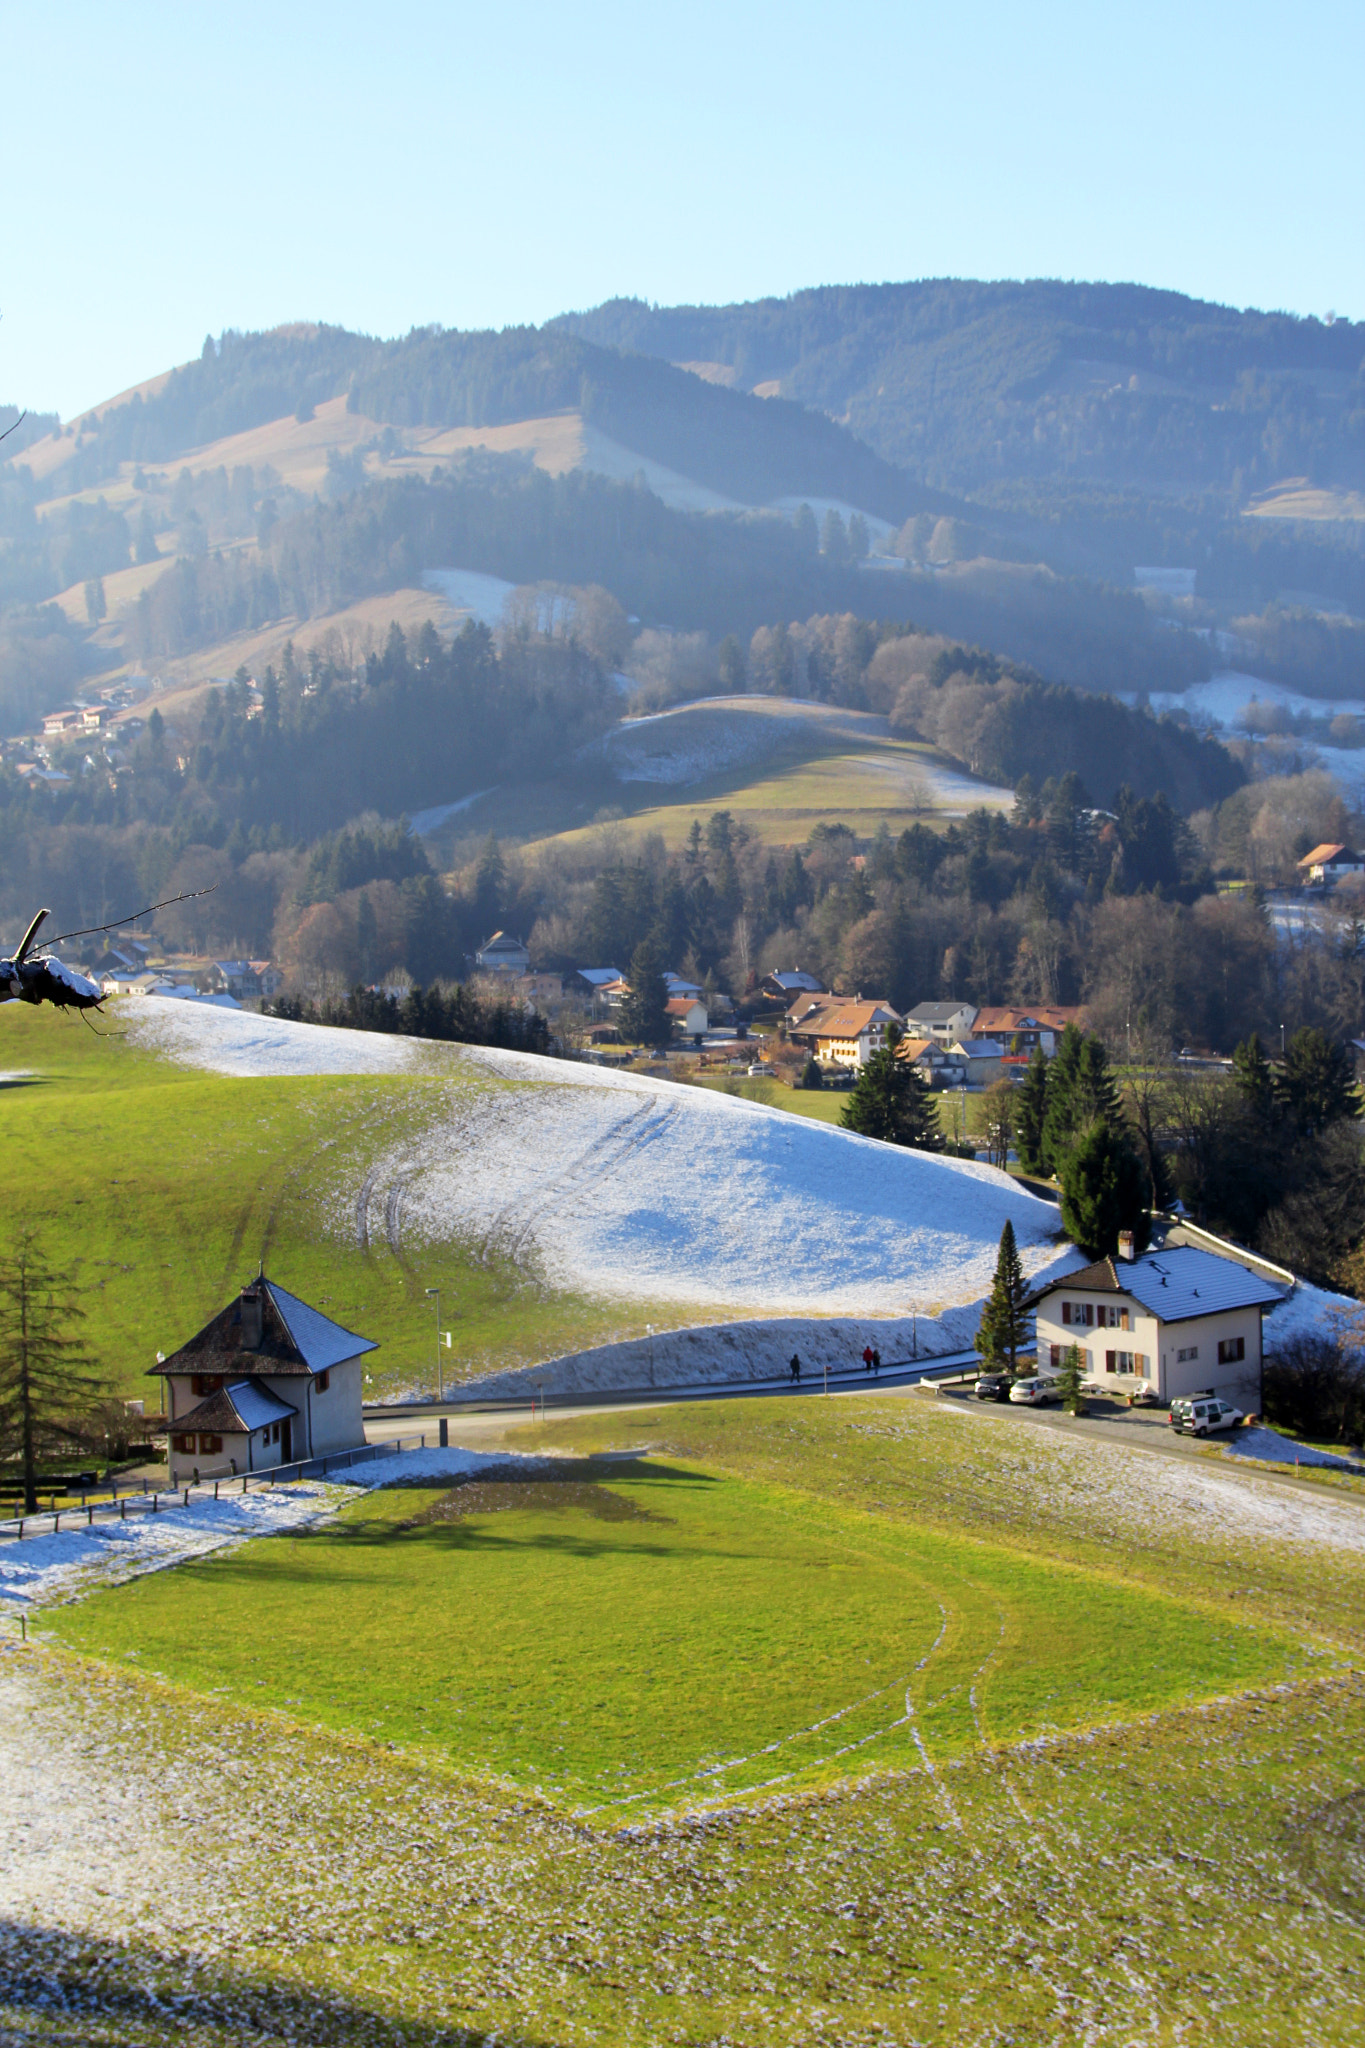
[551,280,1365,496]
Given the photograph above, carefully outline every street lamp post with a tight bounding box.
[424,1287,444,1403]
[646,1324,654,1384]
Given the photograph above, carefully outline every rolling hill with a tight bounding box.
[0,1000,1067,1402]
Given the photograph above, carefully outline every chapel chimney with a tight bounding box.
[239,1284,263,1349]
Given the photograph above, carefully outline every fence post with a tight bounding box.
[120,1498,126,1520]
[53,1512,60,1533]
[183,1487,189,1507]
[214,1481,219,1501]
[152,1492,158,1512]
[87,1505,93,1526]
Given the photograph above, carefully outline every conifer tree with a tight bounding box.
[1275,1027,1359,1137]
[0,1234,103,1514]
[1015,1045,1050,1173]
[841,1030,944,1150]
[1059,1119,1150,1260]
[619,938,671,1048]
[1232,1032,1277,1121]
[1040,1023,1086,1173]
[1054,1341,1085,1414]
[975,1219,1029,1372]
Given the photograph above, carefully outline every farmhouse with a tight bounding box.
[973,1006,1087,1054]
[475,930,531,973]
[151,1276,376,1485]
[1297,843,1365,886]
[787,998,902,1069]
[1029,1239,1284,1409]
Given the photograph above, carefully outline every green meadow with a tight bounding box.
[48,1456,1300,1817]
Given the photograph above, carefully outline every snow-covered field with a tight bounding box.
[128,1002,1064,1317]
[0,1449,541,1614]
[420,566,516,626]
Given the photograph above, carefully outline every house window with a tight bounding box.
[199,1433,222,1454]
[1105,1350,1136,1374]
[172,1433,195,1454]
[1096,1305,1131,1330]
[1061,1302,1094,1328]
[191,1374,223,1395]
[1177,1345,1199,1363]
[271,1423,280,1442]
[315,1370,330,1394]
[1218,1336,1246,1365]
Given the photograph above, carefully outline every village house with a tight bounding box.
[946,1036,1008,1085]
[787,997,902,1069]
[1029,1237,1284,1409]
[569,967,624,1003]
[762,968,826,1003]
[1297,843,1365,887]
[902,999,978,1045]
[894,1036,959,1086]
[666,995,709,1040]
[151,1276,376,1485]
[474,931,531,974]
[973,1006,1088,1056]
[211,960,263,999]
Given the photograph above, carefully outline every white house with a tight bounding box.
[1029,1241,1284,1409]
[152,1276,376,1484]
[902,1000,978,1045]
[666,995,709,1039]
[475,931,530,974]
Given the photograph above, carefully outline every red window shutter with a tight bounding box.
[1062,1302,1072,1326]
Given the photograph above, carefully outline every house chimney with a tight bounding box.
[240,1285,263,1349]
[1117,1230,1135,1263]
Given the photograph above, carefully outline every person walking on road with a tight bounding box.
[862,1344,874,1374]
[789,1353,801,1384]
[872,1347,881,1377]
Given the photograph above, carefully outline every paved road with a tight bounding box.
[364,1366,1363,1505]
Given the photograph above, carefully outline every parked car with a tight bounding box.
[1008,1376,1056,1406]
[974,1371,1012,1402]
[1170,1395,1243,1437]
[747,1063,771,1077]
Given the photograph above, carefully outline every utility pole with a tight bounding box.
[424,1286,444,1402]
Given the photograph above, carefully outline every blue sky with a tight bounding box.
[3,0,1361,418]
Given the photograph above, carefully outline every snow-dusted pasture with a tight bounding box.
[128,1002,1064,1318]
[581,694,1014,811]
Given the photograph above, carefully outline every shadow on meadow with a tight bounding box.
[0,1918,505,2048]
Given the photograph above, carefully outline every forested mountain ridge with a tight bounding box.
[16,321,929,521]
[550,280,1365,496]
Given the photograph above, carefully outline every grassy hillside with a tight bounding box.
[0,1009,642,1400]
[0,1001,1061,1401]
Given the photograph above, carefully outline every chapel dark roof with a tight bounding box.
[150,1277,376,1381]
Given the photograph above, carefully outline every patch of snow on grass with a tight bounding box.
[1223,1427,1363,1472]
[916,1401,1365,1554]
[0,1482,348,1609]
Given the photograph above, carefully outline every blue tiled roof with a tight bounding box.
[266,1282,378,1371]
[1040,1246,1285,1324]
